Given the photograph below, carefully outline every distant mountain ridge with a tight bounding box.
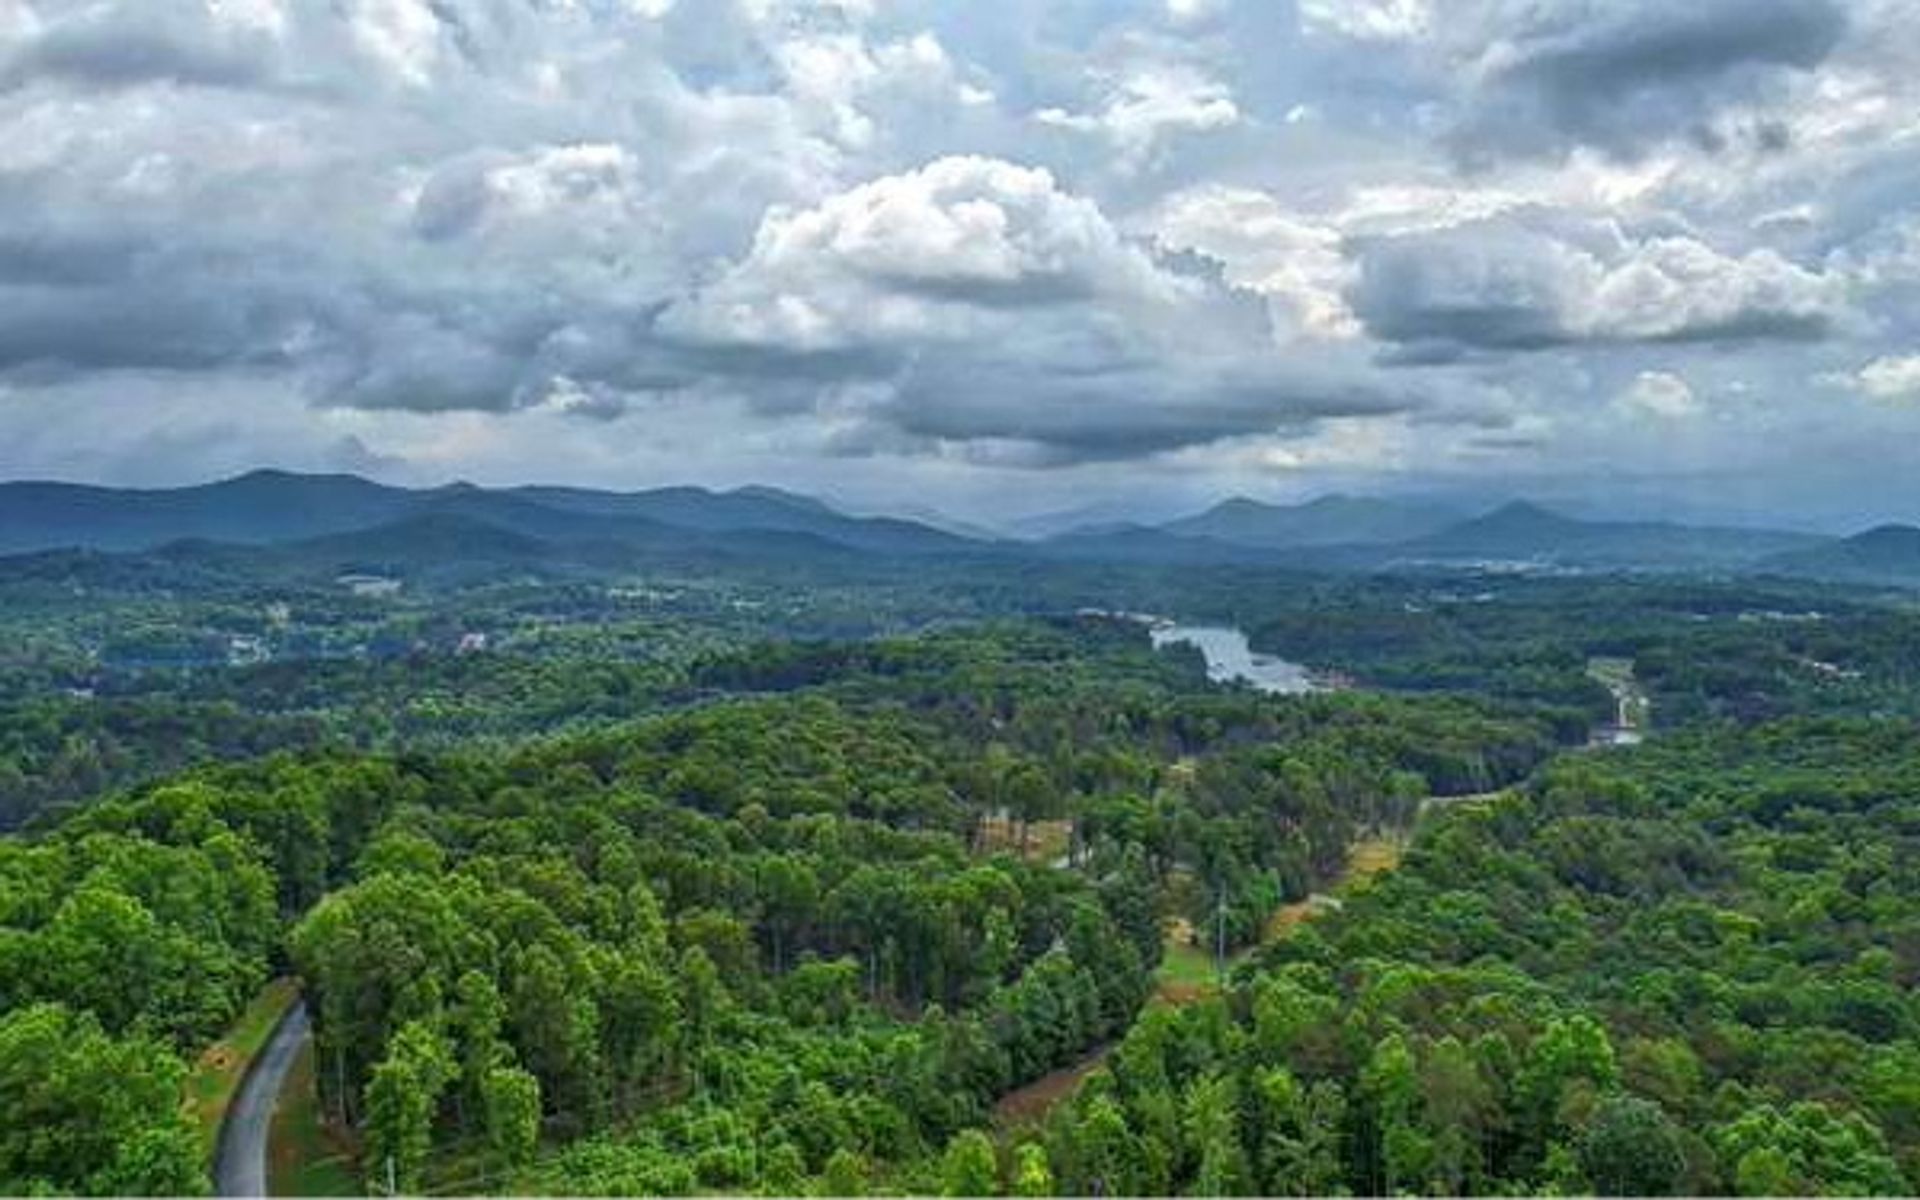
[1762,524,1920,585]
[1160,494,1468,548]
[1383,500,1824,569]
[0,470,408,554]
[0,470,980,559]
[0,471,1907,585]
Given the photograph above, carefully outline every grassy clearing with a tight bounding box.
[977,815,1073,864]
[996,832,1413,1129]
[1261,894,1326,944]
[1153,936,1222,1005]
[1345,836,1404,884]
[185,976,300,1160]
[268,1039,360,1197]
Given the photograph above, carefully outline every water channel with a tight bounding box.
[1149,624,1321,695]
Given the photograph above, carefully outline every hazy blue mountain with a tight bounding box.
[1393,501,1824,568]
[1034,525,1283,565]
[0,470,1856,576]
[866,503,1005,543]
[0,471,977,558]
[0,470,414,553]
[512,483,824,528]
[286,512,558,565]
[1160,494,1467,548]
[122,508,876,589]
[1762,524,1920,585]
[1026,500,1827,573]
[451,482,980,555]
[1007,500,1167,540]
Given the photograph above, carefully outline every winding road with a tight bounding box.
[214,1000,310,1198]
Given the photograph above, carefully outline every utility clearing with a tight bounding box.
[991,834,1404,1127]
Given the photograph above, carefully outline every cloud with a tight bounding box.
[0,1,284,93]
[1298,0,1433,43]
[0,0,1913,523]
[661,156,1188,354]
[1833,355,1920,403]
[1035,62,1240,171]
[1617,370,1701,419]
[830,353,1439,464]
[1152,186,1360,341]
[1164,0,1228,29]
[1350,215,1846,359]
[1301,0,1849,162]
[1459,0,1846,150]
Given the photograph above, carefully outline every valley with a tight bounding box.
[4,479,1920,1197]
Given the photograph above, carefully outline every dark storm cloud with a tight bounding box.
[0,225,319,375]
[0,232,149,287]
[0,289,291,374]
[838,353,1439,464]
[1450,0,1848,162]
[1347,214,1845,360]
[0,6,279,93]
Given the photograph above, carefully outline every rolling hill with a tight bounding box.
[1160,494,1467,549]
[1761,524,1920,585]
[1382,501,1825,569]
[0,470,413,553]
[1,472,1905,584]
[0,470,980,560]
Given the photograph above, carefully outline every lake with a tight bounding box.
[1150,624,1320,695]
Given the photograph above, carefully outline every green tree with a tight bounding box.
[1362,1034,1430,1194]
[1579,1095,1685,1196]
[820,1147,867,1197]
[1011,1142,1054,1197]
[451,970,507,1126]
[1186,1072,1251,1197]
[1422,1035,1495,1193]
[1516,1016,1618,1163]
[1715,1103,1907,1196]
[1068,1095,1140,1198]
[0,1003,206,1196]
[941,1129,1001,1196]
[482,1065,542,1170]
[363,1020,455,1193]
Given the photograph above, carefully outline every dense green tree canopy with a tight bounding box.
[4,568,1920,1196]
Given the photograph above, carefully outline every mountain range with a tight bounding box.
[1158,494,1469,548]
[0,471,1915,586]
[0,470,973,560]
[1761,524,1920,586]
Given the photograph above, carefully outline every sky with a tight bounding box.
[0,0,1917,530]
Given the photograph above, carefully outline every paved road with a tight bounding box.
[215,999,309,1198]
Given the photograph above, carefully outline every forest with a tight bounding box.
[3,559,1919,1195]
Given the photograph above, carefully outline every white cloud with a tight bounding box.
[1352,218,1848,354]
[348,0,443,87]
[1164,0,1226,28]
[1037,62,1240,171]
[1154,184,1848,355]
[768,29,973,151]
[663,156,1187,353]
[1153,187,1360,342]
[1298,0,1432,42]
[1838,356,1920,402]
[1618,370,1701,419]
